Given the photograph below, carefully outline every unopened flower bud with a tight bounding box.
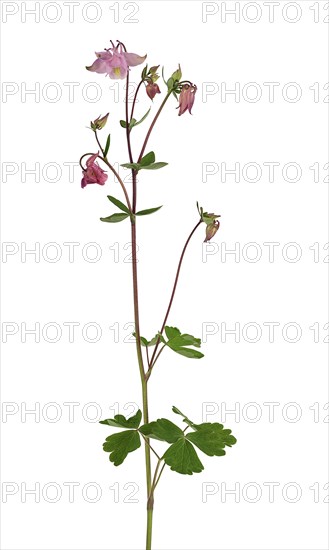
[171,65,182,83]
[204,220,220,242]
[91,113,109,131]
[146,82,161,100]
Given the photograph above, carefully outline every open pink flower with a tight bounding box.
[86,43,146,80]
[178,84,197,116]
[81,153,108,188]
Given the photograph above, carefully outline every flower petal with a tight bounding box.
[86,153,99,166]
[86,58,110,74]
[123,52,147,67]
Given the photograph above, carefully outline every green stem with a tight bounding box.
[146,505,154,550]
[128,80,174,550]
[130,214,152,549]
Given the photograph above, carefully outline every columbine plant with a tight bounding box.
[80,40,237,550]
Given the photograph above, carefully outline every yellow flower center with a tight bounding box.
[113,67,121,77]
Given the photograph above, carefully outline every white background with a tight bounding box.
[1,1,328,549]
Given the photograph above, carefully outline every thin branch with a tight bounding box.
[137,90,172,163]
[125,71,134,164]
[146,344,165,381]
[141,434,161,460]
[149,219,202,367]
[146,346,150,368]
[130,80,144,123]
[101,156,132,212]
[153,463,166,490]
[94,131,105,157]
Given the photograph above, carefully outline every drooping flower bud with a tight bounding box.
[197,203,221,242]
[177,84,197,116]
[146,82,161,100]
[91,113,109,131]
[204,220,220,242]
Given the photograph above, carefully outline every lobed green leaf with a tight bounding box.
[186,423,237,457]
[99,410,142,429]
[163,438,204,475]
[139,418,183,443]
[163,326,204,359]
[103,430,141,466]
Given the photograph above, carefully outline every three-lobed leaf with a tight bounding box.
[100,410,142,466]
[163,438,204,475]
[186,423,237,457]
[139,417,205,474]
[99,410,142,429]
[139,418,184,443]
[103,430,141,466]
[163,326,204,359]
[164,407,238,473]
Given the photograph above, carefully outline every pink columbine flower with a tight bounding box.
[86,43,146,80]
[178,84,197,116]
[81,153,108,189]
[146,82,161,100]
